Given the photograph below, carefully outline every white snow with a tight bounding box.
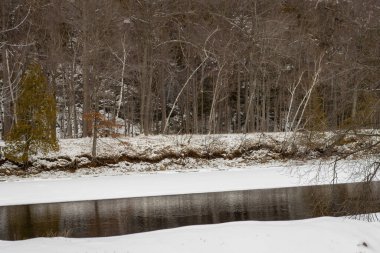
[1,217,379,253]
[0,166,297,206]
[22,131,379,166]
[1,131,379,181]
[0,133,379,252]
[0,160,376,206]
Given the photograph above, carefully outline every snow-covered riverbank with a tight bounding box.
[1,158,377,206]
[1,133,379,252]
[1,131,379,178]
[1,217,379,253]
[1,132,378,206]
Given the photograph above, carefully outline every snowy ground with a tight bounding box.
[1,133,379,252]
[47,131,380,161]
[1,217,379,253]
[1,131,379,178]
[0,158,378,206]
[0,133,378,206]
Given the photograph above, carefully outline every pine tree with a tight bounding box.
[5,63,59,164]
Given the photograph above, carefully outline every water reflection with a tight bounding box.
[1,181,379,240]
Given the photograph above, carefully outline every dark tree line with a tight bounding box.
[1,0,380,138]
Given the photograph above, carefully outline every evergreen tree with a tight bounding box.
[5,63,59,164]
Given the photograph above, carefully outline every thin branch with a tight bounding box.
[163,56,209,133]
[0,6,31,34]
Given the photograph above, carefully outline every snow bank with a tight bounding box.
[0,160,374,206]
[52,131,379,160]
[2,131,379,179]
[1,217,379,253]
[0,166,300,206]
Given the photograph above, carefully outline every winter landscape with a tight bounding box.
[1,0,380,252]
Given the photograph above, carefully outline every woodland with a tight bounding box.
[1,0,380,140]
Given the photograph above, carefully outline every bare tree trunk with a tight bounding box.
[131,98,135,136]
[285,72,304,132]
[261,79,266,131]
[61,73,70,138]
[82,0,91,137]
[243,77,256,133]
[192,77,198,134]
[140,46,148,135]
[1,48,12,138]
[66,75,73,138]
[159,74,167,133]
[144,63,153,135]
[200,65,205,134]
[92,92,99,159]
[226,95,231,133]
[351,81,359,122]
[67,53,78,138]
[1,0,11,138]
[208,63,225,134]
[123,72,129,136]
[185,83,190,133]
[115,38,127,120]
[237,65,241,133]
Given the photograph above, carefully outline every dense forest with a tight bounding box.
[1,0,380,138]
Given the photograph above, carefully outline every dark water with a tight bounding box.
[1,181,380,240]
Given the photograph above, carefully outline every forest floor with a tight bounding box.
[0,131,379,179]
